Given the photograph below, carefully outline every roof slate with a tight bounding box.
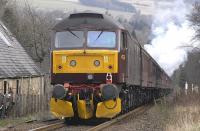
[0,21,42,79]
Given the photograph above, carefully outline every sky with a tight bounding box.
[63,0,196,76]
[21,0,196,76]
[60,0,132,2]
[62,0,79,2]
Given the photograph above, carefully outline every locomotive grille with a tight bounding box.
[69,13,104,19]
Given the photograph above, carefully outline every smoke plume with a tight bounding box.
[145,0,195,76]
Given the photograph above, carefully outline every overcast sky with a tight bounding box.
[24,0,195,76]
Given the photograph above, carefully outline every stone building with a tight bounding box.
[0,21,44,96]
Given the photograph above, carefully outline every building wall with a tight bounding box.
[0,76,45,96]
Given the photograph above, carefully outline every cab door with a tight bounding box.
[118,31,128,83]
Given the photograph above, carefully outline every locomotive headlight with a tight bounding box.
[100,84,118,100]
[70,60,76,67]
[94,60,100,67]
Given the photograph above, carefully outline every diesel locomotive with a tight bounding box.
[50,12,171,120]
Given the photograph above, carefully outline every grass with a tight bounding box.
[155,91,200,131]
[0,115,34,128]
[0,111,54,128]
[1,90,199,131]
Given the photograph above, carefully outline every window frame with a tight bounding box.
[86,30,117,49]
[52,29,119,50]
[54,30,85,49]
[120,31,128,51]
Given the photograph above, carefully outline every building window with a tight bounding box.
[16,80,19,94]
[3,81,7,94]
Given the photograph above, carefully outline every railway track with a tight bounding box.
[28,105,151,131]
[29,121,65,131]
[87,105,151,131]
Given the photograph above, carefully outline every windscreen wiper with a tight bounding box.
[66,28,80,39]
[95,31,103,41]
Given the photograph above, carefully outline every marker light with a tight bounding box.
[106,73,112,83]
[58,65,62,70]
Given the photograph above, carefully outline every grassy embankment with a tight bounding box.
[155,90,200,131]
[0,111,53,128]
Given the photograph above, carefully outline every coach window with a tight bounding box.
[120,31,127,50]
[3,81,7,94]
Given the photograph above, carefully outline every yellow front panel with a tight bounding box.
[96,98,121,118]
[77,100,94,119]
[50,98,74,118]
[53,50,118,73]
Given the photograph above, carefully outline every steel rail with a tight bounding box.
[29,121,65,131]
[87,105,151,131]
[29,105,151,131]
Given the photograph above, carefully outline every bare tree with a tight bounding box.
[189,1,200,42]
[171,2,200,88]
[0,0,8,18]
[2,1,66,71]
[23,1,49,65]
[185,50,200,86]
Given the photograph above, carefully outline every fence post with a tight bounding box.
[12,95,17,117]
[19,94,22,117]
[1,95,6,118]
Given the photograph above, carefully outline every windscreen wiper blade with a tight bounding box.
[95,31,103,41]
[66,29,80,39]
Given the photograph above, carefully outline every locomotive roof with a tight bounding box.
[53,12,125,31]
[0,21,42,79]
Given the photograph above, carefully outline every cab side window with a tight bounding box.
[120,31,127,50]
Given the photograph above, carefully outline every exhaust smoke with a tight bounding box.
[145,0,196,76]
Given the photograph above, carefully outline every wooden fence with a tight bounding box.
[0,75,53,119]
[0,93,51,118]
[15,94,50,117]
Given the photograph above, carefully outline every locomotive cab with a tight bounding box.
[50,12,128,120]
[52,30,119,83]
